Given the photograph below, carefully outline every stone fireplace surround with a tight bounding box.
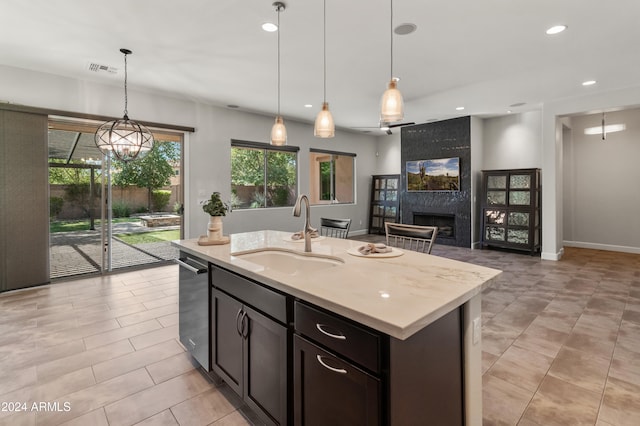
[400,117,472,248]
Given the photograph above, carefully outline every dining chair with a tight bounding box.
[320,218,352,239]
[385,222,438,254]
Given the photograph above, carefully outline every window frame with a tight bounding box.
[309,148,356,205]
[231,139,299,209]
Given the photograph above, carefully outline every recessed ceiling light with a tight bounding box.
[262,22,278,32]
[456,106,465,111]
[582,80,596,86]
[304,104,313,108]
[394,23,417,35]
[507,110,513,114]
[546,25,567,35]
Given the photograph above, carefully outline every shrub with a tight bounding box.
[112,202,131,218]
[50,196,64,218]
[151,190,172,212]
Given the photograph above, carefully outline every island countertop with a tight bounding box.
[173,230,501,340]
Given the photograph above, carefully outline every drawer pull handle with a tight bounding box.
[236,308,244,336]
[316,355,347,374]
[316,323,346,340]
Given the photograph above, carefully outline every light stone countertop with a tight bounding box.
[173,230,502,340]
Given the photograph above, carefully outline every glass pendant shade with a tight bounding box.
[380,79,404,122]
[95,115,154,161]
[270,116,287,146]
[314,102,335,138]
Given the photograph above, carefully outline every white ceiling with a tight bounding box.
[1,0,639,133]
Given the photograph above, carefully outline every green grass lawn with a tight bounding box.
[115,229,180,244]
[50,218,140,233]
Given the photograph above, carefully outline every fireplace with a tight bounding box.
[413,212,455,239]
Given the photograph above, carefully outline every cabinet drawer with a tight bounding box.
[212,265,287,324]
[294,301,380,373]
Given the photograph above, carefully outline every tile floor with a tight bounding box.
[0,242,639,425]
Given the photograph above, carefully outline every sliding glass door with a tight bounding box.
[48,119,183,280]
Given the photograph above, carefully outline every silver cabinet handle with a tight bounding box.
[316,355,347,374]
[316,323,346,340]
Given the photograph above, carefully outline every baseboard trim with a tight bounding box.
[563,241,640,255]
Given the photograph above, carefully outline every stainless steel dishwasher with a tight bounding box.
[176,252,210,371]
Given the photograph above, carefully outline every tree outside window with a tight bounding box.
[231,142,298,209]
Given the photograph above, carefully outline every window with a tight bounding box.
[231,140,298,209]
[309,149,355,205]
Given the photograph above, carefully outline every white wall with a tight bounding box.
[482,111,542,170]
[0,64,379,238]
[562,108,640,253]
[374,132,401,174]
[542,85,640,259]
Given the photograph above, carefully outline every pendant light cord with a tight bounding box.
[390,0,394,80]
[323,0,327,103]
[277,5,281,116]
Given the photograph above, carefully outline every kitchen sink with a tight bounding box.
[234,249,344,275]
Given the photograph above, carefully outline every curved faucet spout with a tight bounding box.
[293,194,313,252]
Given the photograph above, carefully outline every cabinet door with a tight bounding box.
[294,335,380,426]
[244,305,288,426]
[211,288,243,395]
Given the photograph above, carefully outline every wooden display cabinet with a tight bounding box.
[481,168,541,255]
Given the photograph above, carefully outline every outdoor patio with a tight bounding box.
[49,221,180,280]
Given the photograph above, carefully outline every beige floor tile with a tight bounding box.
[83,319,162,350]
[145,351,200,385]
[487,345,553,393]
[527,308,580,334]
[133,409,178,425]
[482,373,534,425]
[36,339,134,383]
[1,339,85,371]
[104,370,215,426]
[37,318,121,348]
[513,323,569,358]
[158,313,179,327]
[598,377,640,426]
[0,410,36,426]
[564,322,617,360]
[481,321,522,356]
[129,325,179,350]
[37,368,154,425]
[482,351,499,375]
[521,375,601,425]
[92,339,185,383]
[117,304,178,327]
[0,365,36,396]
[34,366,96,402]
[142,295,178,311]
[547,347,610,393]
[609,345,640,387]
[209,410,252,426]
[57,408,109,426]
[171,386,242,425]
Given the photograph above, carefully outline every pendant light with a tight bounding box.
[380,0,404,123]
[95,48,154,161]
[270,2,287,146]
[314,0,335,138]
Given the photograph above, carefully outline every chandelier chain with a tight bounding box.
[123,51,129,117]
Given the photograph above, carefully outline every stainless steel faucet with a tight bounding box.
[293,194,313,252]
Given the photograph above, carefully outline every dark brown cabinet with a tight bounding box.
[293,301,463,426]
[293,335,380,426]
[481,168,541,254]
[368,174,400,234]
[211,267,288,426]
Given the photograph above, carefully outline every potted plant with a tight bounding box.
[201,192,230,242]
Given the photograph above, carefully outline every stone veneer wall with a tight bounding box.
[400,116,471,247]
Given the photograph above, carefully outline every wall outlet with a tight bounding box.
[472,317,481,344]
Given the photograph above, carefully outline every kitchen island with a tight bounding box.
[173,230,501,426]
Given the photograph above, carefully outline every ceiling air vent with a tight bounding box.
[87,62,117,74]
